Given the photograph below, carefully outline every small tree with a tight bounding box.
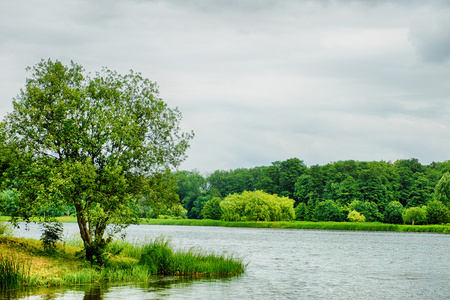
[402,207,427,225]
[294,202,309,221]
[314,200,343,222]
[426,200,449,224]
[220,191,295,221]
[201,197,222,220]
[384,201,404,224]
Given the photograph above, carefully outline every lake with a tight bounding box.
[3,223,450,299]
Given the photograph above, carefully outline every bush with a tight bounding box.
[347,210,366,222]
[402,207,427,225]
[426,200,449,224]
[220,191,295,221]
[349,200,383,222]
[384,201,404,224]
[294,203,309,221]
[201,197,222,220]
[40,221,63,253]
[314,200,343,222]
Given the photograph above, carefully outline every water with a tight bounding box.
[4,223,450,299]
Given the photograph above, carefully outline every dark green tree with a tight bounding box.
[426,200,449,224]
[314,200,343,222]
[201,197,222,220]
[384,201,404,224]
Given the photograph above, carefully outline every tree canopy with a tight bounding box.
[1,59,193,261]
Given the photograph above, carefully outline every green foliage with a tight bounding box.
[384,201,404,224]
[294,202,309,221]
[2,59,193,261]
[347,210,366,222]
[201,197,222,220]
[426,200,449,224]
[402,206,427,225]
[0,222,13,236]
[348,200,383,222]
[220,190,295,221]
[314,200,343,222]
[40,221,63,253]
[433,172,450,206]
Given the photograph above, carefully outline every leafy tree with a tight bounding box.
[294,202,309,221]
[2,59,193,262]
[314,200,343,222]
[278,158,307,200]
[293,174,313,206]
[335,176,361,206]
[347,210,366,222]
[384,201,404,224]
[402,207,427,225]
[426,200,449,224]
[407,174,432,207]
[348,200,383,222]
[220,190,295,221]
[201,197,222,220]
[433,172,450,206]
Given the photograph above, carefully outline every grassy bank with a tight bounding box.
[138,218,450,233]
[0,234,245,290]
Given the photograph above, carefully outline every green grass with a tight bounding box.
[0,253,31,290]
[0,234,245,290]
[138,218,450,233]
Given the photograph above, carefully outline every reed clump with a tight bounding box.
[138,237,245,277]
[0,252,31,290]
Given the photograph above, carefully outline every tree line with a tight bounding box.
[176,158,450,224]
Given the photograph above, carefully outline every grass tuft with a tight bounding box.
[0,252,31,290]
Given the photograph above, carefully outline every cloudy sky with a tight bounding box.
[1,0,450,173]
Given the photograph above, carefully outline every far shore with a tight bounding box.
[2,216,449,234]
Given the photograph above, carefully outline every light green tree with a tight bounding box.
[220,190,295,221]
[402,206,427,225]
[2,59,193,262]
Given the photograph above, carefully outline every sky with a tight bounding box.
[1,0,450,174]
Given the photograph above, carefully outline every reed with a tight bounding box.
[0,253,30,290]
[138,237,245,277]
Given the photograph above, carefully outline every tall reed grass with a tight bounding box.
[0,253,30,290]
[138,237,245,277]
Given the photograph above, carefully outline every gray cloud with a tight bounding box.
[1,0,450,172]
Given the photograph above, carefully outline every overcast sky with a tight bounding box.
[1,0,450,173]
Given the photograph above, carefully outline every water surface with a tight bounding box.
[5,223,450,299]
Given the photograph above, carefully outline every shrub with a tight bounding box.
[349,200,383,222]
[201,197,222,220]
[426,200,449,224]
[294,203,309,221]
[314,200,343,222]
[347,210,366,222]
[384,201,404,224]
[40,221,63,253]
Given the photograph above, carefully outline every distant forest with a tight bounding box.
[175,158,450,224]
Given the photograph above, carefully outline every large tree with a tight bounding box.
[2,59,193,260]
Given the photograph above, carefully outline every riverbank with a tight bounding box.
[0,234,245,290]
[139,218,450,233]
[2,216,449,233]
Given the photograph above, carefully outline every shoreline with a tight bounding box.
[3,216,448,234]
